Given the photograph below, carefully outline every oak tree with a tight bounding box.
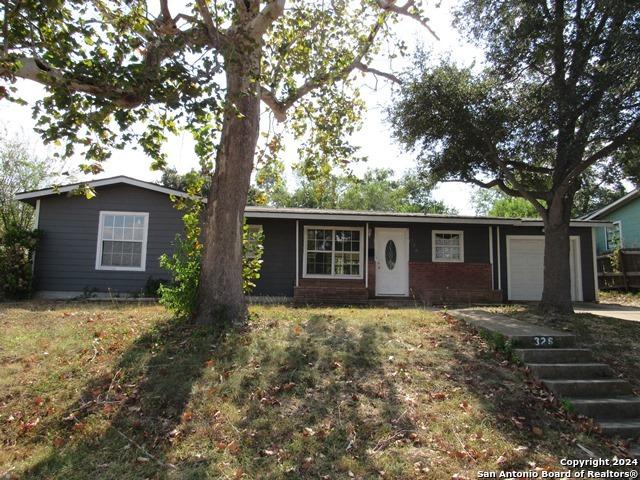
[0,0,434,323]
[391,0,640,313]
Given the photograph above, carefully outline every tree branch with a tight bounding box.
[354,61,401,84]
[194,0,227,48]
[376,0,439,40]
[1,25,211,108]
[248,0,286,39]
[566,116,640,185]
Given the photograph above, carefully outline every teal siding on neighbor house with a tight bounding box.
[595,198,640,254]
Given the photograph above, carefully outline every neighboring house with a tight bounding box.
[583,189,640,255]
[16,176,608,304]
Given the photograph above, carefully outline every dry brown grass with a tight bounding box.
[0,302,625,479]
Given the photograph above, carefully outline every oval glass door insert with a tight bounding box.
[385,240,397,269]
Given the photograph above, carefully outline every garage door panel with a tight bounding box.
[507,237,579,302]
[509,239,545,301]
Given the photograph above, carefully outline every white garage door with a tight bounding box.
[507,236,582,301]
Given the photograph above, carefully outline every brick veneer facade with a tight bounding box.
[295,260,502,305]
[408,262,502,304]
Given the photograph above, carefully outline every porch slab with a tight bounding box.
[451,309,575,342]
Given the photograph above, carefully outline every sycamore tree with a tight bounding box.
[0,0,436,324]
[391,0,640,313]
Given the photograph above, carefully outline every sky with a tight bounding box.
[0,1,483,214]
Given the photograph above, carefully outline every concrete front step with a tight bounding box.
[543,379,634,398]
[566,397,640,420]
[508,335,577,349]
[515,348,593,363]
[598,420,640,438]
[528,363,614,380]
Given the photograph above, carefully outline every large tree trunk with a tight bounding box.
[539,192,575,315]
[194,51,261,326]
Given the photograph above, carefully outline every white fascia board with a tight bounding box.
[14,176,194,201]
[243,210,517,225]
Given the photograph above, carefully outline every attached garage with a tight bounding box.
[506,236,583,301]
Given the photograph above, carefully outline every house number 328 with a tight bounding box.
[533,336,554,347]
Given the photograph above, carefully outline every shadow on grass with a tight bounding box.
[21,313,410,479]
[23,316,220,479]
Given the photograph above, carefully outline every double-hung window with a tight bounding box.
[96,211,149,271]
[304,227,363,278]
[432,230,464,262]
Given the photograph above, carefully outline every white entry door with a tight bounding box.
[375,228,409,296]
[507,236,582,301]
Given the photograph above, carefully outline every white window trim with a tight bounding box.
[605,220,623,251]
[432,230,464,263]
[302,225,364,279]
[95,211,149,272]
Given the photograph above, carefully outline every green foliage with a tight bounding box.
[0,223,41,299]
[268,168,457,214]
[471,188,540,218]
[159,175,264,318]
[391,2,640,214]
[0,128,68,233]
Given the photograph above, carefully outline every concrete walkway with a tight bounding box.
[453,309,576,347]
[575,302,640,322]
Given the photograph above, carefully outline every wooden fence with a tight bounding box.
[597,248,640,290]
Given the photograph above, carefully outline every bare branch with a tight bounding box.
[249,0,286,39]
[159,0,171,22]
[376,0,439,40]
[354,61,401,84]
[194,0,226,48]
[260,87,286,122]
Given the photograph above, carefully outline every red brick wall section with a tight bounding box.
[409,262,501,304]
[294,277,368,304]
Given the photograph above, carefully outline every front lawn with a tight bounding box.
[0,302,622,479]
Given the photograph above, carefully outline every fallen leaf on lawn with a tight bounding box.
[282,382,296,391]
[181,411,193,422]
[34,396,45,406]
[513,446,528,453]
[532,426,543,436]
[302,427,315,437]
[136,456,150,463]
[227,440,240,454]
[53,437,65,447]
[234,468,244,479]
[293,325,302,335]
[497,455,507,465]
[205,359,216,367]
[262,449,276,456]
[331,361,342,370]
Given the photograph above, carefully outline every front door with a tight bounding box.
[375,228,409,296]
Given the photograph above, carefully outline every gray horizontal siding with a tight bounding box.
[35,185,184,293]
[248,218,297,296]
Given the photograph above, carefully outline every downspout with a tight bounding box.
[591,227,599,302]
[365,222,369,289]
[31,199,41,278]
[489,226,494,290]
[497,226,502,291]
[295,220,299,287]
